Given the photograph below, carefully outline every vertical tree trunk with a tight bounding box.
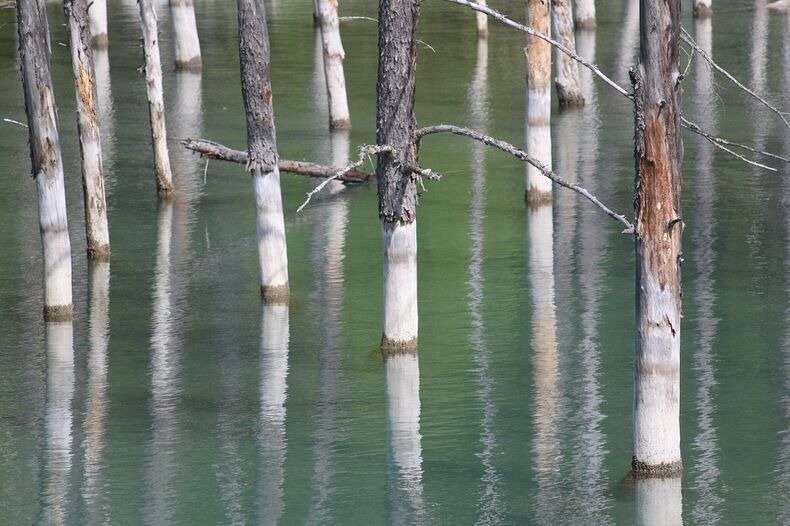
[170,0,202,71]
[377,0,420,353]
[317,0,351,129]
[525,0,553,203]
[476,0,488,38]
[237,0,290,303]
[574,0,596,28]
[693,0,712,18]
[631,0,684,476]
[552,0,585,107]
[138,0,174,197]
[64,0,111,260]
[88,0,108,47]
[16,0,74,322]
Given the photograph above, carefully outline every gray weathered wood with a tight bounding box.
[551,0,585,107]
[17,0,74,321]
[64,0,111,260]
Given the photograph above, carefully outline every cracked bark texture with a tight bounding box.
[237,0,290,303]
[376,0,420,353]
[17,0,74,321]
[64,0,111,260]
[631,0,684,476]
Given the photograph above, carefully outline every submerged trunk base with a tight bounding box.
[87,244,111,261]
[381,335,418,355]
[92,34,108,48]
[574,17,596,29]
[525,189,553,205]
[556,82,585,108]
[631,457,683,477]
[44,305,74,322]
[261,283,290,304]
[331,117,351,130]
[693,4,712,17]
[175,57,203,72]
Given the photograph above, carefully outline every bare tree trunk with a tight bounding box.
[317,0,351,129]
[170,0,202,71]
[476,0,488,37]
[693,0,712,18]
[88,0,108,47]
[525,0,553,203]
[138,0,174,197]
[64,0,111,261]
[552,0,585,107]
[574,0,596,28]
[16,0,74,321]
[631,0,684,476]
[377,0,420,353]
[238,0,290,303]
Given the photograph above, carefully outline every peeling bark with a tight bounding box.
[17,0,74,321]
[631,0,684,476]
[317,0,351,129]
[170,0,202,71]
[64,0,111,260]
[238,0,290,303]
[377,0,420,352]
[525,0,553,202]
[138,0,174,196]
[551,0,585,107]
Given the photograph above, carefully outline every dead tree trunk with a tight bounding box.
[377,0,420,353]
[138,0,174,197]
[552,0,585,107]
[631,0,684,476]
[317,0,351,129]
[88,0,108,47]
[237,0,290,303]
[17,0,74,321]
[64,0,111,260]
[574,0,596,28]
[525,0,553,202]
[169,0,202,71]
[476,0,488,37]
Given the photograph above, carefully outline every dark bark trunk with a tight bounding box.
[631,0,684,476]
[376,0,419,224]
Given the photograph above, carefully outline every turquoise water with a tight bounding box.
[0,0,788,524]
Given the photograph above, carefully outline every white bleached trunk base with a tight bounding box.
[526,89,552,203]
[381,220,418,353]
[475,0,488,37]
[253,167,290,303]
[693,0,712,17]
[574,0,597,28]
[317,0,350,129]
[38,174,74,321]
[170,0,202,71]
[88,0,108,47]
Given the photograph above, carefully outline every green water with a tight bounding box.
[1,0,788,524]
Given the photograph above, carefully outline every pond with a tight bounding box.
[0,0,788,524]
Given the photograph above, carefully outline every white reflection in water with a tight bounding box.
[614,0,639,84]
[634,476,683,526]
[257,304,290,526]
[306,131,349,525]
[386,353,426,526]
[527,204,562,525]
[41,322,75,526]
[467,37,506,526]
[81,261,111,525]
[690,16,724,526]
[92,48,116,189]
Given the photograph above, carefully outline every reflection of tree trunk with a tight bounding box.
[256,305,290,526]
[386,353,426,525]
[690,16,723,525]
[525,0,553,202]
[528,204,562,526]
[614,0,639,84]
[41,322,75,526]
[81,262,111,525]
[634,476,682,526]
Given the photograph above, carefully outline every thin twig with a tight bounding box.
[3,118,28,128]
[416,39,436,53]
[680,117,780,171]
[443,0,632,100]
[339,16,378,22]
[681,28,790,130]
[416,124,635,233]
[296,144,393,213]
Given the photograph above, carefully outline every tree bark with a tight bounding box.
[88,0,108,47]
[138,0,174,196]
[64,0,111,260]
[476,0,488,38]
[551,0,585,107]
[16,0,74,321]
[237,0,290,303]
[317,0,351,129]
[169,0,202,71]
[631,0,684,476]
[525,0,553,203]
[377,0,420,353]
[574,0,596,28]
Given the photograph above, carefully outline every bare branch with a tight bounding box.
[681,28,790,130]
[297,144,393,212]
[680,117,780,171]
[3,117,28,128]
[181,138,374,182]
[339,16,378,23]
[416,124,635,232]
[443,0,632,100]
